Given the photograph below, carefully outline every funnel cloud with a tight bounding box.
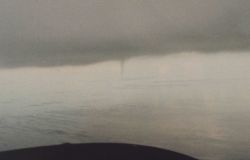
[0,0,250,68]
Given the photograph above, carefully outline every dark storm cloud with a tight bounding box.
[0,0,250,68]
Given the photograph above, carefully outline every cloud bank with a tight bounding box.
[0,0,250,67]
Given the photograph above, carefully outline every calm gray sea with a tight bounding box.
[0,52,250,160]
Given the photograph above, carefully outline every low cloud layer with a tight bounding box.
[0,0,250,68]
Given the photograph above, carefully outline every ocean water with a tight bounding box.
[0,52,250,160]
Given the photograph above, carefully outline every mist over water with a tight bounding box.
[0,1,249,160]
[0,52,250,160]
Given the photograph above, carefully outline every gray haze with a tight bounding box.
[0,0,250,67]
[1,53,250,160]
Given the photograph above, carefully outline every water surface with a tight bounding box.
[0,52,250,160]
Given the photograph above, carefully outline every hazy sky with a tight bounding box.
[0,0,250,68]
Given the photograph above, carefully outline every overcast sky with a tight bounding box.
[0,0,250,68]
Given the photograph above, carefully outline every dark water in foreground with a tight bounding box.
[0,52,250,160]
